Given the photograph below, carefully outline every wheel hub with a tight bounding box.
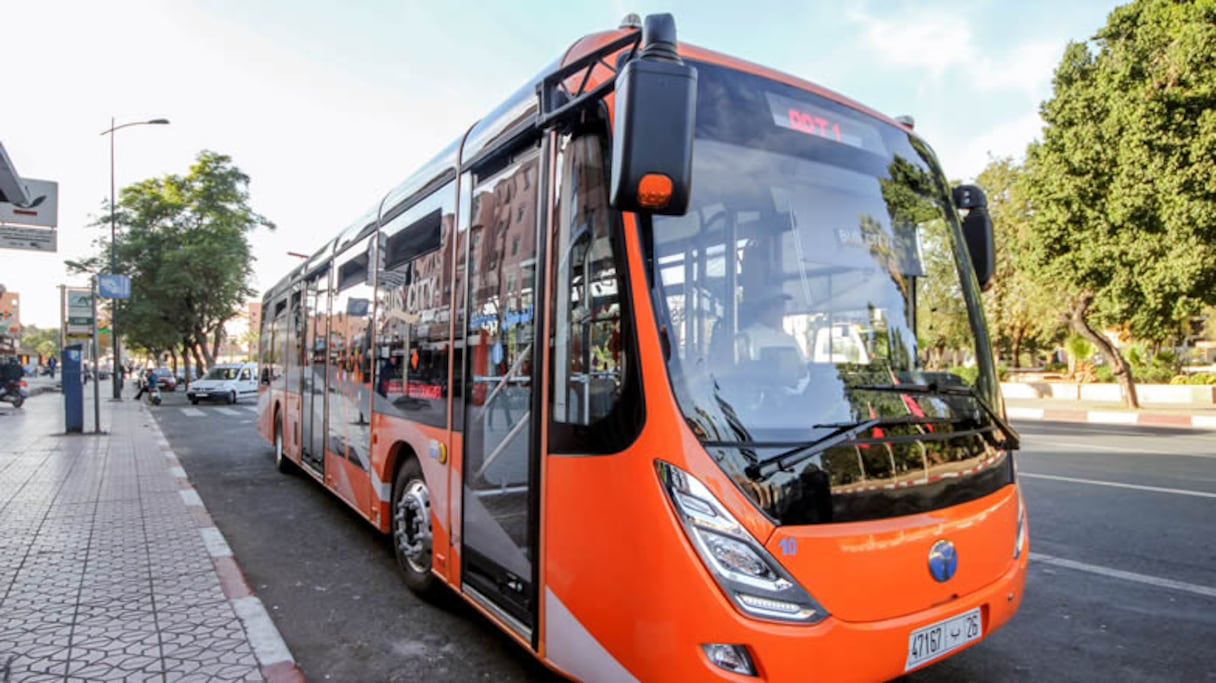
[394,480,432,573]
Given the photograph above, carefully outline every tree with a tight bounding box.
[1022,0,1216,407]
[72,150,274,371]
[975,157,1064,367]
[20,324,60,360]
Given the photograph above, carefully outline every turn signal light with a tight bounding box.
[637,173,673,209]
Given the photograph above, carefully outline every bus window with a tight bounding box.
[374,185,454,429]
[261,297,288,385]
[549,133,641,453]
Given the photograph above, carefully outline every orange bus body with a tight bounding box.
[259,19,1026,682]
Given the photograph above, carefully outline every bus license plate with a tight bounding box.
[905,607,982,671]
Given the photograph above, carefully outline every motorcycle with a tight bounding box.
[145,380,162,406]
[1,379,29,408]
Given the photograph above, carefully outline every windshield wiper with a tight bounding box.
[738,415,962,481]
[849,383,1020,451]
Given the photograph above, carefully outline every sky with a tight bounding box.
[1,0,1124,328]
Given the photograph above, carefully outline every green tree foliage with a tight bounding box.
[1022,0,1216,407]
[19,324,60,359]
[975,157,1064,367]
[71,151,273,369]
[873,154,973,368]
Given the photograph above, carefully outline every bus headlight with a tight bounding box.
[656,460,828,624]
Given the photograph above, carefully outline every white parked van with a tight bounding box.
[186,362,258,405]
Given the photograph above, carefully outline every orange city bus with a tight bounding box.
[257,14,1026,681]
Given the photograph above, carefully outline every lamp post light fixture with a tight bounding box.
[100,117,170,400]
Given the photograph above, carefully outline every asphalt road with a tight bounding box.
[149,390,1216,682]
[147,389,553,682]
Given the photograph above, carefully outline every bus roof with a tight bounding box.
[262,21,921,301]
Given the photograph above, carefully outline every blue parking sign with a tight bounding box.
[98,274,131,299]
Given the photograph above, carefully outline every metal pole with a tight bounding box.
[110,116,123,400]
[91,277,102,433]
[58,285,65,356]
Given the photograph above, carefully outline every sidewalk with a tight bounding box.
[1003,394,1216,430]
[0,388,302,682]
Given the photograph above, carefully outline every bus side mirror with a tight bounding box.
[610,13,697,216]
[260,368,271,385]
[953,184,995,292]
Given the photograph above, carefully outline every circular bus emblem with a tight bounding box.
[928,540,958,582]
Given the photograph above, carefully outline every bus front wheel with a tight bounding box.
[392,457,438,597]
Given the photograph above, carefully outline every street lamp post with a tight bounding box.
[101,117,169,400]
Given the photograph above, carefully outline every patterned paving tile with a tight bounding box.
[1,395,274,683]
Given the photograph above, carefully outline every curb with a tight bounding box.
[1007,406,1216,431]
[141,401,305,683]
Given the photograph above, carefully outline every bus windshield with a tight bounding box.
[650,63,1014,525]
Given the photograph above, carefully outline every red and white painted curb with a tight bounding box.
[148,409,305,683]
[1007,406,1216,430]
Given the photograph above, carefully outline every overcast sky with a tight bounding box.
[1,0,1122,328]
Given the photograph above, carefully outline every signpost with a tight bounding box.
[90,278,101,432]
[0,224,56,253]
[0,178,59,228]
[65,288,94,341]
[2,177,59,254]
[98,274,131,300]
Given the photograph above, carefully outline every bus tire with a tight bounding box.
[274,415,292,474]
[391,457,438,598]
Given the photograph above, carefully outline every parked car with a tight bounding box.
[176,367,201,385]
[155,368,177,392]
[186,362,258,405]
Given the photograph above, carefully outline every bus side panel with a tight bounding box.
[256,386,274,445]
[284,391,303,462]
[445,430,464,586]
[369,413,453,576]
[324,450,368,516]
[542,433,726,681]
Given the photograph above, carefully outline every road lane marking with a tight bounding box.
[1030,439,1216,458]
[181,407,205,417]
[215,407,241,416]
[1019,472,1216,498]
[1031,552,1216,599]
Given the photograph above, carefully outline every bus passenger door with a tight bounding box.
[461,146,543,638]
[301,264,331,474]
[328,241,375,512]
